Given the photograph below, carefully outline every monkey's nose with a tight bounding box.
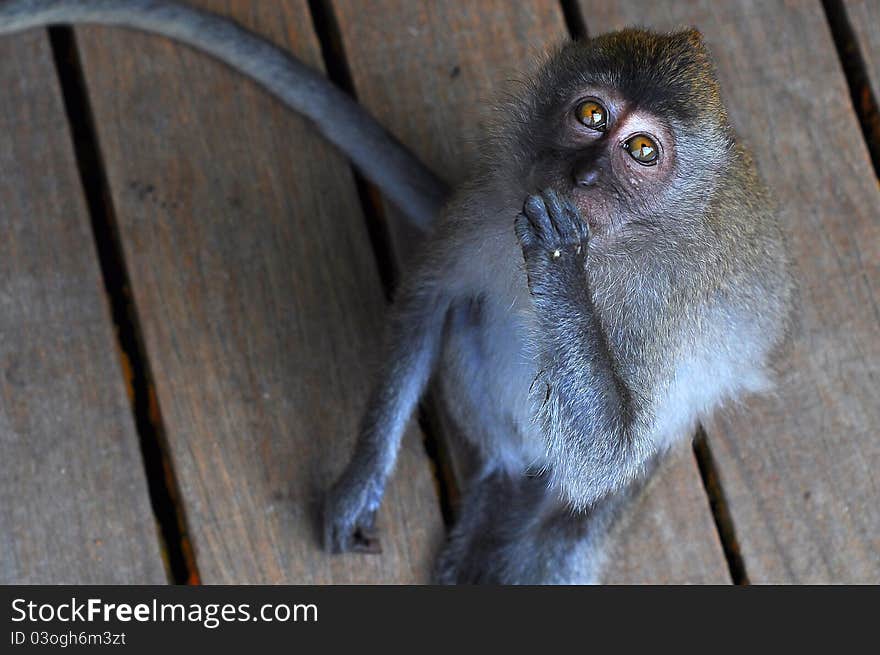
[573,167,600,188]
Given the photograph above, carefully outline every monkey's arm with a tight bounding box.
[516,190,659,509]
[323,272,450,552]
[0,0,447,228]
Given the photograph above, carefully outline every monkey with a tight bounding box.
[0,2,794,583]
[321,30,794,583]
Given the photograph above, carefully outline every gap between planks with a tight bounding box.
[566,1,748,584]
[575,0,880,583]
[47,26,199,585]
[821,0,880,177]
[322,2,730,581]
[307,0,459,528]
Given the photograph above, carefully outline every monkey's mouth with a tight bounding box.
[568,189,612,232]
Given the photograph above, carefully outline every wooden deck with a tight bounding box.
[0,0,877,584]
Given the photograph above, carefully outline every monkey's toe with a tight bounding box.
[324,516,381,554]
[322,488,381,554]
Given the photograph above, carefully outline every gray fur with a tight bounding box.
[325,30,794,583]
[0,0,447,228]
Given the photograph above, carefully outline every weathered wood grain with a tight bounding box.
[331,0,730,583]
[0,30,166,583]
[74,0,443,583]
[845,0,880,105]
[580,0,880,582]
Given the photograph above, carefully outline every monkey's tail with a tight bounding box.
[0,0,448,230]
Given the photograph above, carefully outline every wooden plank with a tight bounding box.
[74,0,444,583]
[580,0,880,582]
[0,30,166,583]
[845,0,880,107]
[331,0,730,583]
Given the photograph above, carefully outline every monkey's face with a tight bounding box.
[530,86,678,233]
[502,29,733,239]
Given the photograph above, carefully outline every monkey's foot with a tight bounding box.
[433,545,490,584]
[433,531,546,585]
[322,476,383,554]
[433,531,477,584]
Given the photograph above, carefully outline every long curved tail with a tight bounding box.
[0,0,448,230]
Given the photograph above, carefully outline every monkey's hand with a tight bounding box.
[323,464,384,554]
[515,189,591,299]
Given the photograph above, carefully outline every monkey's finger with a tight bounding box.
[325,521,378,554]
[523,194,553,242]
[324,523,347,554]
[322,492,356,553]
[515,213,538,249]
[350,509,381,553]
[541,188,566,236]
[544,188,587,242]
[561,195,591,241]
[352,527,382,554]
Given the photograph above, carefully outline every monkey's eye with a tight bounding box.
[576,100,607,131]
[623,134,659,165]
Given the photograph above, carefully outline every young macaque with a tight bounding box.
[323,29,793,583]
[0,1,793,583]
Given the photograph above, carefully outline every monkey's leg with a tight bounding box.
[433,470,611,584]
[323,279,449,553]
[433,468,514,584]
[435,459,658,584]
